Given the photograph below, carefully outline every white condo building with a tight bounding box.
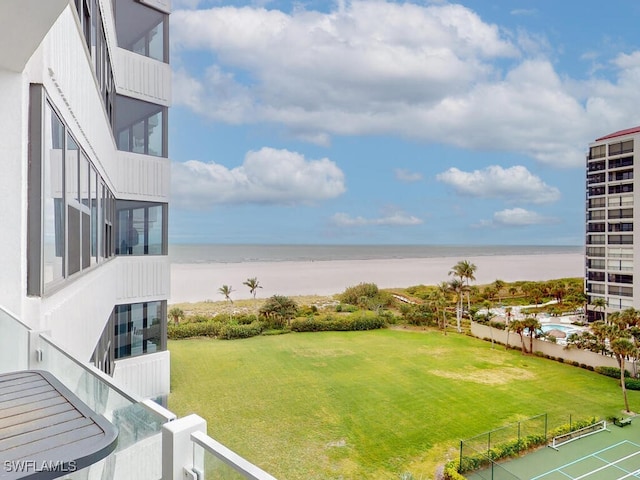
[0,1,277,479]
[586,127,640,321]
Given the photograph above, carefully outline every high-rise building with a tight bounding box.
[0,3,278,478]
[585,126,639,321]
[0,0,171,400]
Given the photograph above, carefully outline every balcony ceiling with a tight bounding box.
[0,0,68,72]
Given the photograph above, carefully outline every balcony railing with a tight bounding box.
[0,306,279,480]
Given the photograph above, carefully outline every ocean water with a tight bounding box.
[168,244,583,264]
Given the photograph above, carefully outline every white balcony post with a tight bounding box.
[162,414,206,480]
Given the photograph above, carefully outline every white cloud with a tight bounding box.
[171,1,640,167]
[394,169,423,182]
[171,147,345,208]
[510,9,537,16]
[474,208,556,227]
[493,208,555,226]
[331,210,423,227]
[436,165,560,204]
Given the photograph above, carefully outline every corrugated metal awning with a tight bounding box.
[0,370,118,479]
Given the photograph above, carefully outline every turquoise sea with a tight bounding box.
[168,244,583,264]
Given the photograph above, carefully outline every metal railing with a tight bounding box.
[1,305,280,480]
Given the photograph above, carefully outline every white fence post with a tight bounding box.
[162,414,206,480]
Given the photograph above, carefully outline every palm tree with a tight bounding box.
[611,337,636,413]
[243,277,262,300]
[522,316,541,354]
[591,321,613,355]
[243,277,262,319]
[218,284,234,303]
[508,319,527,354]
[493,279,505,303]
[592,297,607,323]
[430,284,449,334]
[448,277,464,333]
[450,260,477,312]
[168,307,184,325]
[218,285,234,321]
[505,306,513,350]
[615,308,640,330]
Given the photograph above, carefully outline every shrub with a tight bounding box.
[235,314,258,325]
[335,303,358,313]
[443,462,466,480]
[337,283,393,310]
[219,321,264,340]
[298,305,319,316]
[168,321,221,339]
[260,295,298,328]
[625,379,640,390]
[401,304,437,326]
[290,312,386,332]
[188,314,211,323]
[595,366,630,379]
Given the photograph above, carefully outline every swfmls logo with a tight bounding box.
[4,460,78,473]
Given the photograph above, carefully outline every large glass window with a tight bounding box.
[29,87,118,295]
[115,200,167,255]
[115,0,168,63]
[115,95,167,157]
[114,301,166,360]
[609,140,634,156]
[42,104,65,285]
[589,145,606,159]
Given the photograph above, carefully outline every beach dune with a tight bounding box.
[170,253,583,304]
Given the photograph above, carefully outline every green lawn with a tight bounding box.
[168,329,639,479]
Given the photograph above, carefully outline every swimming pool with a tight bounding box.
[539,324,577,333]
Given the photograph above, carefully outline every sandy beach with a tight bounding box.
[169,253,583,304]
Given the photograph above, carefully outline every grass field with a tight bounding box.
[168,329,639,479]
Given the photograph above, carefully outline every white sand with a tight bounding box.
[169,253,583,304]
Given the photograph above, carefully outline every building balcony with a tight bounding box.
[114,150,170,201]
[114,48,171,107]
[0,307,278,480]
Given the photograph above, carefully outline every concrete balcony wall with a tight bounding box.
[36,256,169,363]
[116,256,171,302]
[115,151,170,201]
[113,351,171,398]
[40,261,119,362]
[114,48,171,106]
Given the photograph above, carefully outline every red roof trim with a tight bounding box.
[596,126,640,141]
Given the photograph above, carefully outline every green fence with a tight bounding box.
[458,413,587,478]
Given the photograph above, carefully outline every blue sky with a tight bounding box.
[168,0,640,245]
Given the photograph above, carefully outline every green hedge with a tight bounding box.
[168,320,265,340]
[290,313,386,332]
[168,321,222,339]
[625,378,640,390]
[219,321,264,340]
[595,366,630,379]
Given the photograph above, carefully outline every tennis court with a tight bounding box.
[466,418,640,480]
[532,441,640,480]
